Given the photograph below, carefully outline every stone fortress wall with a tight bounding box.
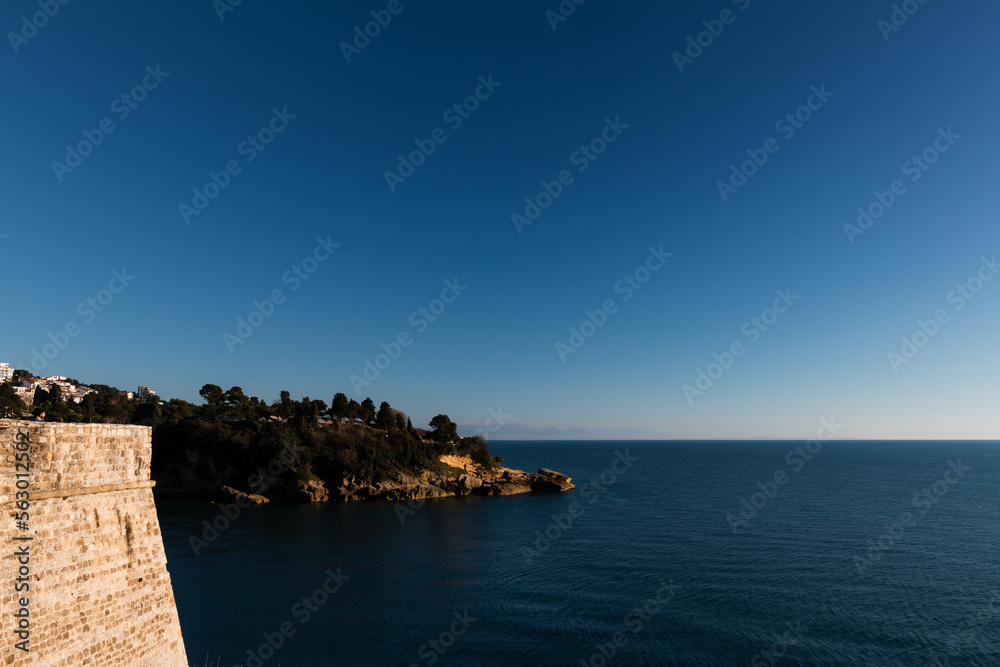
[0,420,186,666]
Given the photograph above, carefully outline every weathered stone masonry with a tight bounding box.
[1,420,186,666]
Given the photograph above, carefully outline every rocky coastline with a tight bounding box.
[154,454,575,505]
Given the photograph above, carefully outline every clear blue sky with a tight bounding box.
[3,1,998,438]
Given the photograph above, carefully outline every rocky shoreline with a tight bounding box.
[154,454,575,504]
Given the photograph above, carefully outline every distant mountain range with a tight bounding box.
[456,423,666,441]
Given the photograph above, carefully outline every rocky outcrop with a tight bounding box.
[295,479,329,502]
[219,485,269,505]
[530,468,575,493]
[457,473,483,492]
[325,457,574,503]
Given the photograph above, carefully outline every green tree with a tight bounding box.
[248,397,271,421]
[330,392,349,422]
[33,387,50,406]
[460,434,496,471]
[360,398,376,425]
[80,393,97,422]
[294,395,312,428]
[40,395,74,422]
[429,414,458,444]
[225,386,251,419]
[199,384,226,420]
[297,398,325,427]
[277,390,294,421]
[347,399,361,422]
[0,383,27,418]
[395,412,407,433]
[376,401,394,431]
[132,401,163,427]
[163,398,197,424]
[91,385,134,423]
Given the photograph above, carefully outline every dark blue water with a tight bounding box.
[158,441,1000,666]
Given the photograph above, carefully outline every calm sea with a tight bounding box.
[157,440,1000,666]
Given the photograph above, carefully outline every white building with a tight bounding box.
[66,386,96,404]
[138,386,158,401]
[0,363,12,383]
[17,376,95,404]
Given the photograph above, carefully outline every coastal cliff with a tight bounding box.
[159,452,575,504]
[151,419,574,504]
